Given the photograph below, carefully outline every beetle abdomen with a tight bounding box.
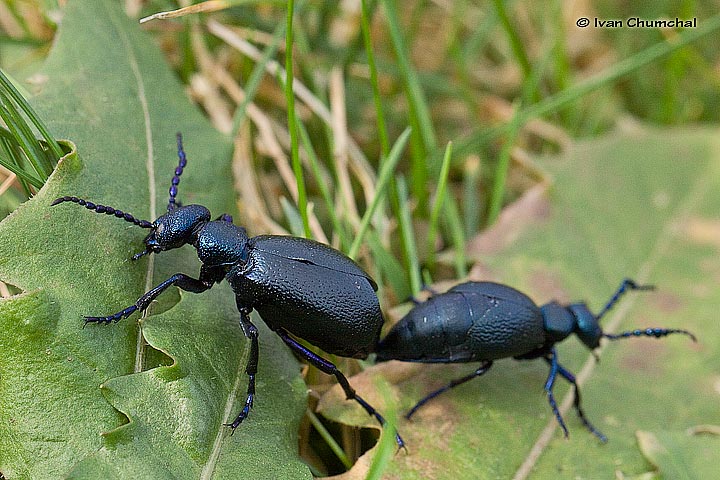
[230,238,383,358]
[376,282,546,363]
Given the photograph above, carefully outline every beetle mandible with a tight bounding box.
[52,133,403,447]
[375,280,696,441]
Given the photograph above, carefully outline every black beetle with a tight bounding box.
[375,280,696,441]
[52,133,403,447]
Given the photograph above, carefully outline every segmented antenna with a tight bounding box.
[51,196,152,228]
[168,132,187,212]
[597,279,697,343]
[604,328,697,342]
[596,279,655,321]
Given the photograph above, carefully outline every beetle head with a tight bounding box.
[568,303,603,349]
[134,204,211,260]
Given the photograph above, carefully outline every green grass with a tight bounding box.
[0,68,63,194]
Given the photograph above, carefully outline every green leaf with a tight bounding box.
[68,290,309,480]
[0,1,309,479]
[635,428,720,479]
[320,126,720,479]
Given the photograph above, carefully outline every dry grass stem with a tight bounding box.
[329,67,360,225]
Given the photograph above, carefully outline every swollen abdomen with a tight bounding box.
[376,282,546,363]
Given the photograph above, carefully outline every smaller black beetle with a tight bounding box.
[375,280,696,441]
[52,134,402,447]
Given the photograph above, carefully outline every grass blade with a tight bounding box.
[394,174,422,296]
[425,141,453,270]
[348,127,411,259]
[284,0,311,238]
[453,12,720,158]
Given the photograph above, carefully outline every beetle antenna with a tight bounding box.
[51,196,152,228]
[595,278,655,321]
[167,132,187,212]
[603,328,696,342]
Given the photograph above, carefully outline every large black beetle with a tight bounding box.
[52,134,402,446]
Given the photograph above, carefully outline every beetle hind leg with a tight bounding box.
[275,328,406,450]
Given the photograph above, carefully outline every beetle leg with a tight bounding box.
[548,360,607,442]
[405,360,493,420]
[275,328,406,450]
[225,308,259,432]
[83,272,216,325]
[544,347,570,438]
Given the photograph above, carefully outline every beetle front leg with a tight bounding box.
[226,307,259,432]
[83,272,216,325]
[547,359,607,442]
[544,347,570,438]
[276,328,406,450]
[405,360,493,420]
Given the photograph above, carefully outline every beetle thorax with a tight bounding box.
[540,301,576,344]
[193,220,249,268]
